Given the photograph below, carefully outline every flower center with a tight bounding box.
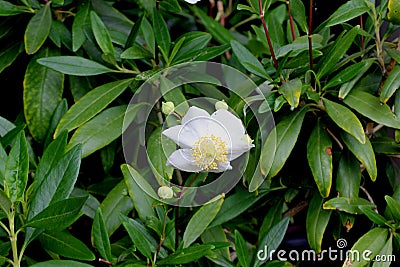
[191,135,228,171]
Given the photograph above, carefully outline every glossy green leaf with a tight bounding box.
[157,244,215,265]
[323,197,376,214]
[0,0,28,16]
[125,14,143,48]
[341,132,377,181]
[4,131,28,203]
[195,44,230,61]
[90,11,115,57]
[0,116,15,137]
[0,42,23,73]
[160,0,182,13]
[55,79,133,136]
[40,231,96,261]
[343,90,400,129]
[201,226,229,260]
[339,59,374,99]
[67,105,126,158]
[306,193,332,253]
[259,200,284,241]
[24,3,52,54]
[317,26,359,79]
[372,235,393,267]
[0,189,11,215]
[323,98,365,144]
[26,197,87,230]
[386,48,400,64]
[325,0,369,27]
[183,195,224,248]
[49,20,72,49]
[342,228,388,267]
[193,6,235,44]
[209,189,266,227]
[140,17,155,55]
[121,164,156,222]
[235,230,250,267]
[92,208,112,262]
[31,260,93,267]
[380,65,400,103]
[172,32,211,64]
[278,79,302,108]
[0,144,6,182]
[120,43,153,59]
[290,0,307,32]
[336,152,361,198]
[371,137,400,154]
[43,99,68,148]
[307,121,332,198]
[388,0,400,24]
[358,206,389,227]
[72,2,90,52]
[100,181,133,235]
[153,10,170,56]
[261,107,308,181]
[231,40,271,81]
[24,48,64,142]
[325,59,375,90]
[37,56,114,76]
[384,195,400,221]
[255,217,290,266]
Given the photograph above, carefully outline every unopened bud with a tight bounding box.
[158,186,174,199]
[242,134,254,145]
[162,102,175,115]
[215,100,228,110]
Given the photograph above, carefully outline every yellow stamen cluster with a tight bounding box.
[191,135,228,171]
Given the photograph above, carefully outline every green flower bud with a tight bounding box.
[215,100,228,110]
[157,186,174,199]
[162,101,175,115]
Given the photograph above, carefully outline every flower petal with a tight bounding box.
[166,149,202,172]
[229,140,254,160]
[182,106,210,125]
[211,109,246,142]
[163,125,198,148]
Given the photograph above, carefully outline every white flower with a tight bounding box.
[162,106,254,172]
[184,0,201,4]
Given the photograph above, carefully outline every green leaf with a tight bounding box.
[183,195,224,248]
[100,181,133,235]
[37,56,114,76]
[339,59,374,99]
[24,48,64,142]
[90,11,115,57]
[342,228,388,267]
[341,132,377,181]
[55,79,133,136]
[380,65,400,103]
[0,0,28,16]
[325,0,369,27]
[358,206,389,227]
[231,40,271,80]
[125,14,143,48]
[384,195,400,221]
[324,59,375,90]
[260,107,308,181]
[372,235,393,267]
[343,90,400,129]
[24,3,52,54]
[201,226,229,260]
[290,0,307,32]
[153,10,170,56]
[306,193,332,253]
[323,197,376,214]
[31,260,93,267]
[121,164,156,222]
[72,2,90,52]
[0,190,11,215]
[193,6,235,44]
[67,106,125,158]
[92,208,112,262]
[0,116,15,137]
[278,78,302,109]
[43,99,68,148]
[386,48,400,64]
[235,230,250,267]
[147,127,175,183]
[140,17,155,56]
[255,217,290,266]
[209,189,266,227]
[159,0,182,13]
[157,244,215,265]
[307,120,333,197]
[388,0,400,24]
[336,152,361,198]
[323,98,365,144]
[317,26,359,79]
[39,231,96,261]
[259,200,285,241]
[4,131,28,203]
[26,197,87,230]
[172,32,212,64]
[120,44,153,59]
[0,42,23,73]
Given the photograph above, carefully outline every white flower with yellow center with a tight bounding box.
[162,106,254,172]
[184,0,201,4]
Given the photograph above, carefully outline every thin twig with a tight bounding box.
[360,15,365,52]
[258,0,278,69]
[308,0,314,70]
[360,185,379,213]
[325,127,344,150]
[286,0,296,41]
